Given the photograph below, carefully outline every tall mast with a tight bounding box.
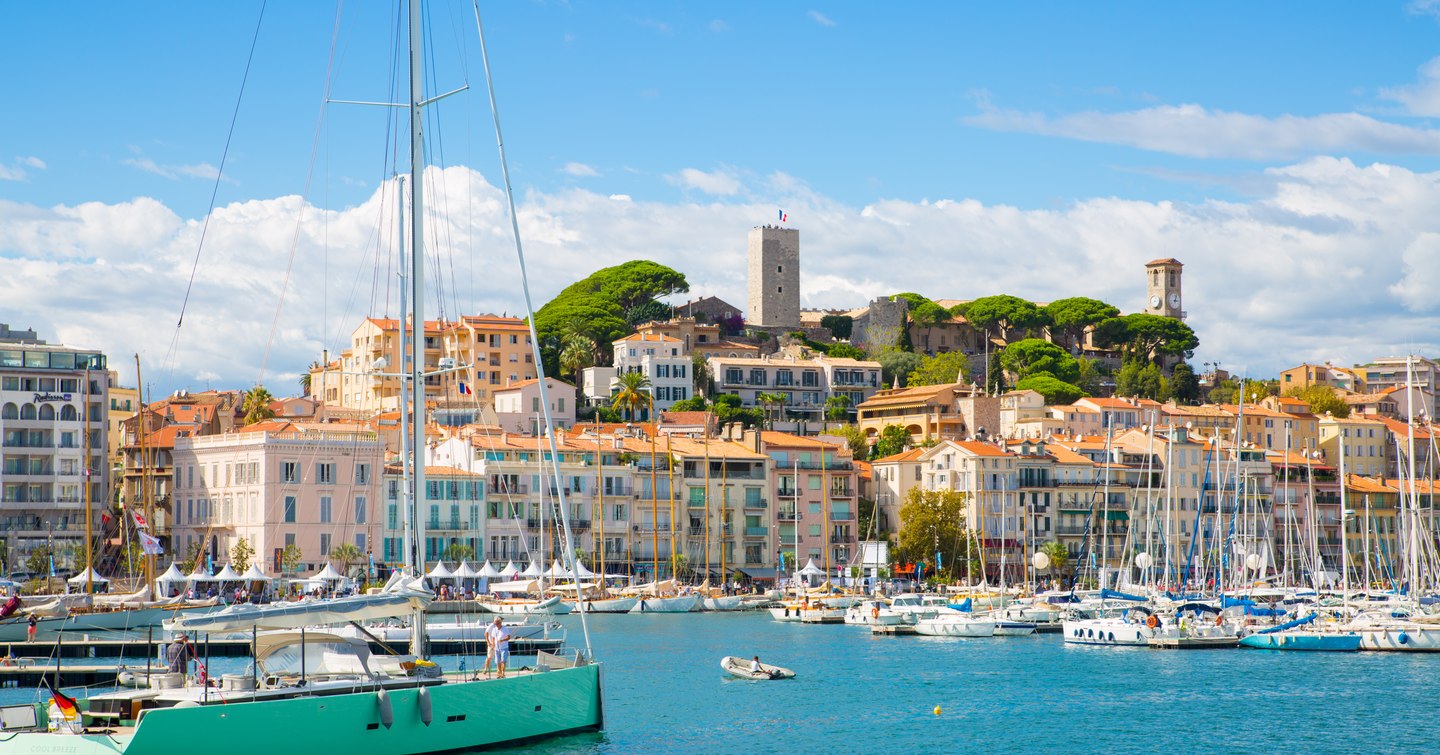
[1406,355,1419,602]
[397,176,414,575]
[134,354,154,593]
[649,422,658,580]
[1339,430,1349,611]
[703,421,711,580]
[82,358,93,594]
[594,427,603,578]
[406,0,427,659]
[666,433,677,582]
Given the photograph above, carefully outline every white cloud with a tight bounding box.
[2,159,1438,394]
[0,156,47,181]
[562,162,599,177]
[1407,0,1440,18]
[122,157,222,181]
[667,167,742,195]
[1380,56,1440,117]
[963,102,1440,160]
[808,10,836,27]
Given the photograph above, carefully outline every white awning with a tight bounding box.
[451,561,479,579]
[520,561,544,577]
[186,567,215,582]
[426,561,454,579]
[498,561,519,577]
[478,561,503,578]
[798,559,825,576]
[311,563,346,581]
[546,560,568,578]
[155,563,186,583]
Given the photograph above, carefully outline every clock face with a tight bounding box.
[1150,295,1161,309]
[1168,293,1181,308]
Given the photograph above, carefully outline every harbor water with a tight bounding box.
[6,611,1440,753]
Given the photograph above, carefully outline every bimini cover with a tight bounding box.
[169,590,433,633]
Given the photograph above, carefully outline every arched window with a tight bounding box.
[0,403,16,420]
[19,403,37,420]
[59,405,77,421]
[37,404,54,421]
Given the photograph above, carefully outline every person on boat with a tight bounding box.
[166,633,191,674]
[485,617,511,678]
[750,656,778,679]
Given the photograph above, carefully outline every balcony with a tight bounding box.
[829,488,853,498]
[829,533,851,544]
[830,511,855,522]
[631,523,673,535]
[777,509,799,522]
[745,526,768,538]
[793,460,853,471]
[777,488,799,499]
[743,498,768,509]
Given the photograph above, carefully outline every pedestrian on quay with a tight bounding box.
[485,616,511,678]
[26,613,37,642]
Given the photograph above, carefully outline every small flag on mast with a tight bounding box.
[46,683,79,721]
[778,210,788,223]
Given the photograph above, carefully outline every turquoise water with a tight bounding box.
[8,613,1440,753]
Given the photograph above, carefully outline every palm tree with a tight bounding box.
[241,385,276,425]
[559,333,596,378]
[329,542,363,578]
[299,361,319,396]
[611,371,653,421]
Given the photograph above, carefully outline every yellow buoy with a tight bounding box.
[933,705,942,716]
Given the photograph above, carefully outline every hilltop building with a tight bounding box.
[746,225,800,330]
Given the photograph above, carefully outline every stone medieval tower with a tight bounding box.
[1144,258,1184,320]
[746,225,800,328]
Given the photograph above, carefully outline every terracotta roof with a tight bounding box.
[760,431,847,451]
[659,411,711,426]
[494,377,575,392]
[1345,474,1396,494]
[857,383,962,409]
[616,333,681,343]
[946,440,1013,457]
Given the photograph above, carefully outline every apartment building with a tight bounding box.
[0,332,109,569]
[613,333,691,411]
[170,423,383,576]
[492,378,577,434]
[855,382,995,445]
[757,431,858,575]
[379,465,485,568]
[708,349,883,422]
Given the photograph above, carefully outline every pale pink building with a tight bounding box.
[170,421,384,576]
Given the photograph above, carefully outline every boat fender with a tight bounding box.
[376,688,394,729]
[417,686,433,725]
[1145,615,1158,629]
[1399,631,1410,645]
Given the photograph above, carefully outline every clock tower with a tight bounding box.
[1144,258,1184,320]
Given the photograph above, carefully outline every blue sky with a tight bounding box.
[3,1,1440,393]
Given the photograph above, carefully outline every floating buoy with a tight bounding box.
[1399,631,1410,645]
[933,705,942,716]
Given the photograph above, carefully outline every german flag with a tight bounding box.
[49,685,78,721]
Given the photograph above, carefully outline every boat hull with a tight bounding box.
[573,597,639,613]
[629,595,699,613]
[7,664,603,755]
[1238,632,1361,651]
[477,596,572,615]
[1061,619,1149,646]
[700,596,746,612]
[1356,625,1440,651]
[913,618,996,637]
[0,604,219,642]
[719,656,794,680]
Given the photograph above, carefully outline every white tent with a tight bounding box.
[798,559,825,576]
[499,561,519,577]
[426,561,454,580]
[186,566,215,582]
[571,561,597,578]
[312,563,346,582]
[478,561,503,578]
[67,567,110,585]
[241,564,273,582]
[452,561,479,580]
[213,564,243,582]
[520,561,544,578]
[546,560,568,578]
[156,563,186,583]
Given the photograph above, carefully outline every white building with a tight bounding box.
[492,378,577,435]
[0,328,109,571]
[613,333,691,412]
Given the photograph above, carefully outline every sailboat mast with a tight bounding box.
[82,358,93,595]
[396,176,415,575]
[666,433,677,582]
[406,0,428,659]
[650,426,658,580]
[134,354,154,593]
[1406,355,1420,602]
[703,428,711,581]
[1339,430,1349,611]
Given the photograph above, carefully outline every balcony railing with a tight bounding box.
[743,498,768,509]
[778,509,799,521]
[745,526,768,537]
[777,488,799,498]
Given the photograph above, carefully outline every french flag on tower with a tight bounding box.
[778,210,787,223]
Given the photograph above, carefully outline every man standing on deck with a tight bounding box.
[484,616,511,678]
[166,633,190,674]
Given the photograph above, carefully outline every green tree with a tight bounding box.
[986,354,1006,395]
[330,542,363,576]
[1039,541,1070,584]
[611,371,653,421]
[179,541,203,574]
[820,314,853,339]
[1093,313,1199,364]
[874,424,911,459]
[668,396,708,412]
[280,543,303,576]
[625,299,673,328]
[230,537,254,573]
[827,343,866,360]
[999,338,1080,384]
[1208,378,1239,405]
[956,295,1050,341]
[691,354,712,398]
[894,488,979,581]
[1043,297,1120,352]
[241,385,276,425]
[1015,374,1086,405]
[906,351,972,386]
[824,394,853,421]
[1169,362,1201,404]
[875,347,923,388]
[533,260,689,376]
[1285,384,1350,418]
[832,424,870,460]
[670,552,689,580]
[25,544,52,575]
[442,542,476,562]
[1116,362,1168,401]
[1074,357,1106,395]
[558,332,596,379]
[299,361,318,396]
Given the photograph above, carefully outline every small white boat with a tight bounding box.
[701,595,747,612]
[913,615,996,637]
[769,603,804,622]
[573,596,640,613]
[720,656,795,680]
[992,620,1037,636]
[630,595,700,613]
[844,600,905,626]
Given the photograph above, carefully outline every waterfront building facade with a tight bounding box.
[0,332,109,571]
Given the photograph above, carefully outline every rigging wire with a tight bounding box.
[163,0,269,381]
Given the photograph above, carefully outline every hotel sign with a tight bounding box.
[33,392,73,403]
